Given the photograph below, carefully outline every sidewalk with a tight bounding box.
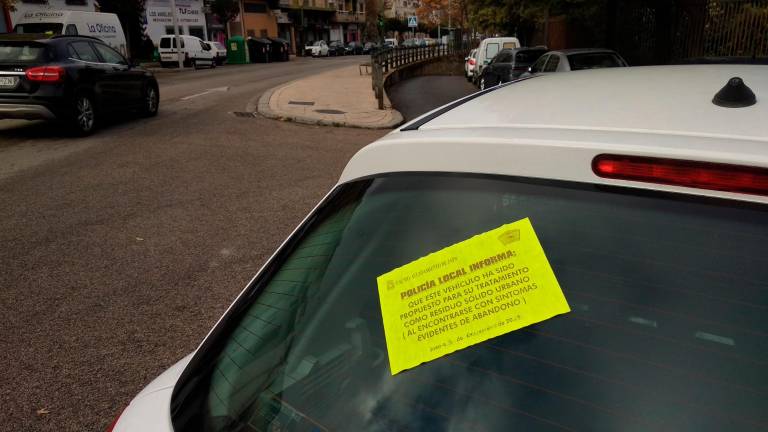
[254,65,403,129]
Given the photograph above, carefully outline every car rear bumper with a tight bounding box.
[0,103,56,120]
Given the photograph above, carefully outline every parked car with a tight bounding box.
[110,65,768,432]
[473,36,520,83]
[464,48,478,81]
[525,48,627,75]
[402,38,417,47]
[384,37,398,47]
[304,40,329,57]
[159,35,215,69]
[12,11,128,57]
[207,40,227,65]
[362,41,379,54]
[478,47,547,89]
[345,41,363,55]
[0,34,159,135]
[328,40,346,56]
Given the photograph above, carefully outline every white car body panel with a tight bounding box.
[115,64,768,430]
[112,354,193,432]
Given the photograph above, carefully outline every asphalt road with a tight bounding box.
[388,75,477,121]
[0,56,388,432]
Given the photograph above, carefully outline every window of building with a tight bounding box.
[165,26,184,35]
[188,26,205,39]
[247,29,256,37]
[244,2,268,13]
[260,29,269,38]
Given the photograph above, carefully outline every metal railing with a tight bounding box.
[371,44,469,110]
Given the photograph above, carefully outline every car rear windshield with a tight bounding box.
[515,49,546,65]
[13,23,63,34]
[567,52,625,70]
[171,174,768,432]
[0,42,48,64]
[485,42,500,59]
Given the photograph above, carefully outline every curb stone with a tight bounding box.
[253,81,404,129]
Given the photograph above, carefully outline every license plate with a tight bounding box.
[0,76,19,90]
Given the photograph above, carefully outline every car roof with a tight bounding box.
[548,48,619,55]
[340,65,768,204]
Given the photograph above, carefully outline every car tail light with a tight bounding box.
[469,58,476,65]
[25,66,65,83]
[592,154,768,197]
[106,406,126,432]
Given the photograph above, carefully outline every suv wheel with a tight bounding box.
[142,84,159,117]
[71,93,96,135]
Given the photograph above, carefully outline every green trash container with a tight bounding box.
[226,36,247,64]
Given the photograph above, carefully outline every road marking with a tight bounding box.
[180,86,230,101]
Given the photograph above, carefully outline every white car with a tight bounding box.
[111,66,768,432]
[304,40,329,57]
[464,48,478,81]
[158,35,215,69]
[207,41,228,65]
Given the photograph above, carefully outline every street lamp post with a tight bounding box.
[170,0,183,68]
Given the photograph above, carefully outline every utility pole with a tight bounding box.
[239,0,250,62]
[170,0,183,68]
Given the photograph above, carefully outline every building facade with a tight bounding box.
[145,0,208,45]
[383,0,418,19]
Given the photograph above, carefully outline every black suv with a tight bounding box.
[479,47,547,89]
[0,34,159,135]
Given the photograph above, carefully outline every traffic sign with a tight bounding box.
[408,16,418,28]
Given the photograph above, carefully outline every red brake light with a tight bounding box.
[592,154,768,197]
[469,58,476,65]
[25,66,65,83]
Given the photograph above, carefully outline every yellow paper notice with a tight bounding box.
[377,217,570,375]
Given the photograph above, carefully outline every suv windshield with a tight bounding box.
[171,174,768,432]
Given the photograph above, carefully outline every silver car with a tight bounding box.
[525,48,628,75]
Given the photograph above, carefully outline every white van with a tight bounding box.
[472,36,521,83]
[159,35,215,69]
[13,11,127,57]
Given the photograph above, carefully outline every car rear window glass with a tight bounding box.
[160,37,183,49]
[0,43,47,64]
[13,23,63,34]
[515,50,546,65]
[69,41,100,63]
[568,52,625,70]
[485,42,500,59]
[171,174,768,432]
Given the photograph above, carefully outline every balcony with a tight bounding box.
[333,11,366,23]
[279,0,335,10]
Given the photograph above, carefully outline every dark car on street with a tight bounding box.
[479,47,547,89]
[345,41,363,55]
[362,42,379,54]
[328,40,346,56]
[0,34,159,135]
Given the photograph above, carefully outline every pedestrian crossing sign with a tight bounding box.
[408,16,418,27]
